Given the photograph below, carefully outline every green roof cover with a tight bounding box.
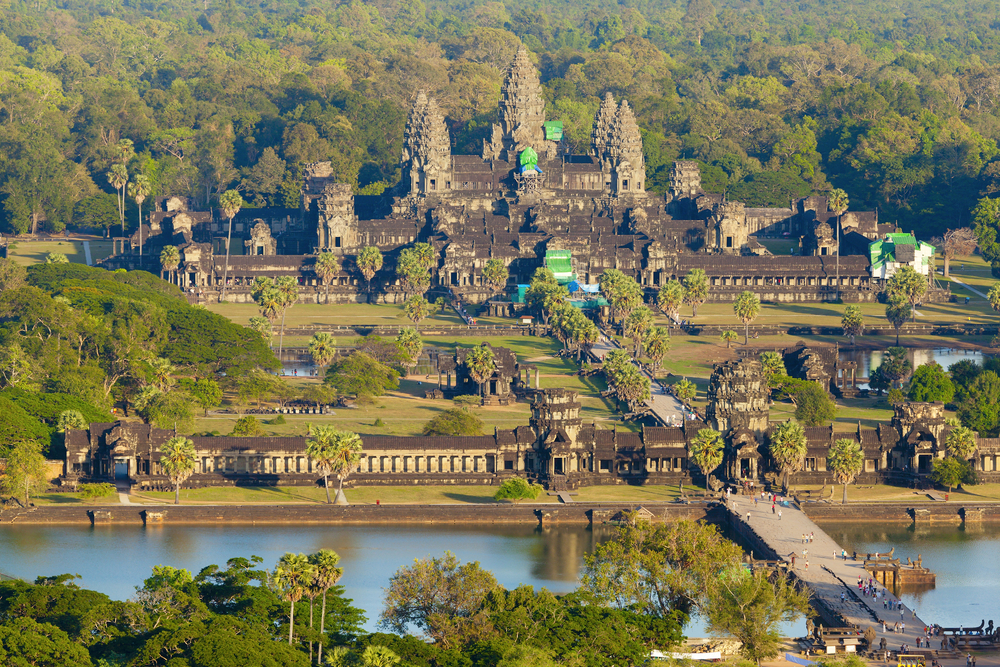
[868,233,935,271]
[543,121,563,141]
[519,147,538,167]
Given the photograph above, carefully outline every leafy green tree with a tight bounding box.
[841,305,864,345]
[189,379,222,417]
[482,258,509,296]
[720,330,738,348]
[792,382,837,426]
[945,425,978,460]
[0,617,94,666]
[314,252,340,304]
[218,190,243,302]
[583,519,743,618]
[683,268,709,318]
[930,456,970,493]
[356,246,383,298]
[325,352,399,401]
[273,552,315,645]
[623,306,654,356]
[706,567,810,665]
[160,436,197,505]
[907,362,955,403]
[989,283,1000,313]
[0,258,26,292]
[230,416,265,437]
[78,482,116,502]
[422,407,484,436]
[689,428,724,480]
[464,345,496,397]
[0,439,47,505]
[878,346,912,387]
[396,247,431,296]
[828,437,864,504]
[494,477,542,502]
[657,280,686,334]
[308,332,338,369]
[768,420,807,490]
[733,290,761,344]
[379,551,499,647]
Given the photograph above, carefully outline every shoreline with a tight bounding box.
[4,499,1000,525]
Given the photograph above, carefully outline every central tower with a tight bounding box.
[483,45,558,163]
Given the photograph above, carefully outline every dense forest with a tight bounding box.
[2,0,1000,239]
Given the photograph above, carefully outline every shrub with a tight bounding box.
[374,418,385,427]
[422,408,484,436]
[230,416,265,437]
[494,477,543,503]
[78,483,116,501]
[265,415,287,425]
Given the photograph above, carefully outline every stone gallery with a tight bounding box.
[102,46,939,306]
[62,355,1000,493]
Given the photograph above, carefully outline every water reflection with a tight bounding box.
[839,348,986,379]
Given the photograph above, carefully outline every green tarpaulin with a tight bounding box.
[543,121,563,141]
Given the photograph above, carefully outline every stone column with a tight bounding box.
[535,368,539,389]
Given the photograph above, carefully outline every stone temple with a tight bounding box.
[103,45,941,306]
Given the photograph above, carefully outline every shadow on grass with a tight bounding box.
[443,492,497,504]
[34,494,84,504]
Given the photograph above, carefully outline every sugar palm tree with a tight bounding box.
[128,174,151,257]
[733,290,761,345]
[828,437,863,504]
[657,279,685,335]
[403,294,432,324]
[309,549,344,665]
[107,163,129,237]
[159,245,180,285]
[356,246,383,301]
[465,344,496,397]
[159,436,197,505]
[314,252,340,304]
[273,552,315,646]
[308,332,337,370]
[769,420,807,491]
[218,189,243,302]
[482,257,509,296]
[828,188,849,301]
[689,428,725,482]
[683,268,709,318]
[275,275,299,359]
[307,425,363,504]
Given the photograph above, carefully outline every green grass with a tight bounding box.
[31,492,121,505]
[7,239,112,266]
[754,238,800,255]
[205,302,468,329]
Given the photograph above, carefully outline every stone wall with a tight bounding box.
[803,502,1000,523]
[0,501,717,526]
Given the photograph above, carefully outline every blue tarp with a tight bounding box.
[567,280,580,293]
[580,283,600,293]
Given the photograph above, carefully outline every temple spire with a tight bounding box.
[483,44,556,163]
[401,91,452,196]
[591,92,617,159]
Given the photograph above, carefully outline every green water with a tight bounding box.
[819,521,1000,628]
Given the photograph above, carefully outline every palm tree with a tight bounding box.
[314,252,340,304]
[403,294,432,324]
[828,437,863,504]
[733,290,761,345]
[482,257,509,296]
[769,420,807,491]
[275,275,299,359]
[362,646,401,667]
[643,326,669,376]
[657,279,686,335]
[356,246,383,301]
[308,332,337,369]
[309,549,344,665]
[683,268,709,318]
[395,327,423,373]
[128,174,151,257]
[828,188,849,301]
[107,163,128,237]
[689,428,724,483]
[218,189,243,302]
[623,306,654,357]
[307,425,363,504]
[159,246,180,285]
[720,330,738,348]
[147,357,176,391]
[159,436,197,505]
[273,552,315,646]
[464,344,496,397]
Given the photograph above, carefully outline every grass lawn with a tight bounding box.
[7,239,113,266]
[754,238,800,255]
[31,492,121,505]
[205,302,468,329]
[129,483,700,505]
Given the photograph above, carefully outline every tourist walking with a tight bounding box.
[778,509,782,520]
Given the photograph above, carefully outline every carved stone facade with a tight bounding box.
[706,359,771,436]
[483,46,557,163]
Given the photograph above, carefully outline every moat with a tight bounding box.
[2,520,996,634]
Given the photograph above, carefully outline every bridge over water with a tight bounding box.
[726,495,936,653]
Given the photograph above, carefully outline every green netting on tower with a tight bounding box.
[519,147,538,167]
[543,121,563,141]
[544,249,574,283]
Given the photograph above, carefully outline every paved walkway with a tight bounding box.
[83,240,92,266]
[728,495,936,652]
[115,480,131,505]
[591,332,686,425]
[950,276,988,299]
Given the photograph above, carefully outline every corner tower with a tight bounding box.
[401,91,452,196]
